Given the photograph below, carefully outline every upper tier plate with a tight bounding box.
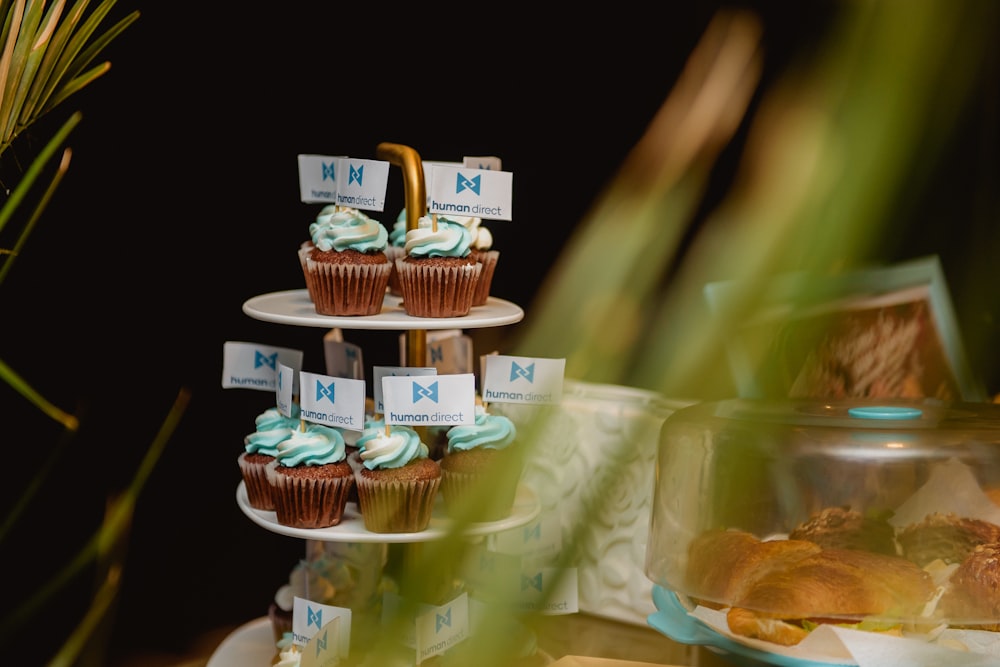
[243,289,524,330]
[236,481,540,543]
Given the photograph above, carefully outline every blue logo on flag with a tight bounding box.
[412,380,438,404]
[322,161,335,182]
[456,172,481,195]
[521,572,543,592]
[349,164,364,186]
[524,522,541,541]
[430,344,443,363]
[308,606,323,630]
[315,629,327,655]
[316,380,335,404]
[436,608,452,632]
[510,361,534,383]
[255,351,278,370]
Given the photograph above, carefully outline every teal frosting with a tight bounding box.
[404,215,473,258]
[275,423,347,467]
[309,206,387,253]
[447,405,517,453]
[390,209,407,247]
[356,422,428,470]
[244,406,301,456]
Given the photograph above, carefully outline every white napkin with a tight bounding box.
[690,606,1000,666]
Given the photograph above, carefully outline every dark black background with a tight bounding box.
[1,2,996,663]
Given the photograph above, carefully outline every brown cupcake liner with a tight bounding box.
[266,463,354,529]
[395,259,481,318]
[354,474,441,533]
[385,246,406,296]
[440,468,519,522]
[238,452,276,510]
[306,257,391,316]
[298,244,315,297]
[472,250,499,306]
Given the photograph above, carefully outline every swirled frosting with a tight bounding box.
[393,210,491,250]
[390,209,408,248]
[274,635,301,667]
[356,422,428,470]
[309,206,388,253]
[439,214,492,250]
[447,404,517,453]
[404,215,473,258]
[244,406,301,456]
[275,424,348,467]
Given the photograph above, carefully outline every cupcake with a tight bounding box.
[440,404,521,522]
[272,633,302,667]
[354,421,441,533]
[440,214,498,306]
[395,215,481,318]
[302,206,391,316]
[238,405,301,511]
[386,209,408,296]
[266,423,355,529]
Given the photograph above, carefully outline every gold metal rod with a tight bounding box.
[375,142,427,366]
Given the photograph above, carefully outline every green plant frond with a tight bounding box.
[39,58,105,110]
[0,388,189,656]
[0,110,78,237]
[12,0,64,126]
[0,145,70,284]
[34,0,116,105]
[0,1,26,140]
[0,356,79,430]
[1,1,57,142]
[21,0,81,119]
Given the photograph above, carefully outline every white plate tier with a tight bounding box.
[236,480,540,543]
[242,289,524,330]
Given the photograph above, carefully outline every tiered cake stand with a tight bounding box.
[214,143,540,665]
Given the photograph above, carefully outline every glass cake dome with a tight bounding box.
[644,397,1000,632]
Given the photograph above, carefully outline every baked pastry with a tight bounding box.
[684,529,822,608]
[897,511,1000,567]
[302,206,391,316]
[237,405,300,510]
[395,215,481,318]
[685,528,935,646]
[440,403,521,522]
[788,506,898,555]
[354,421,441,533]
[940,542,1000,631]
[266,424,355,529]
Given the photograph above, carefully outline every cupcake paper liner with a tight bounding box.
[355,474,441,533]
[238,451,276,510]
[472,250,500,306]
[306,257,391,316]
[266,461,354,529]
[395,259,482,318]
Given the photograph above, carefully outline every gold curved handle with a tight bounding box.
[375,142,426,232]
[375,142,427,366]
